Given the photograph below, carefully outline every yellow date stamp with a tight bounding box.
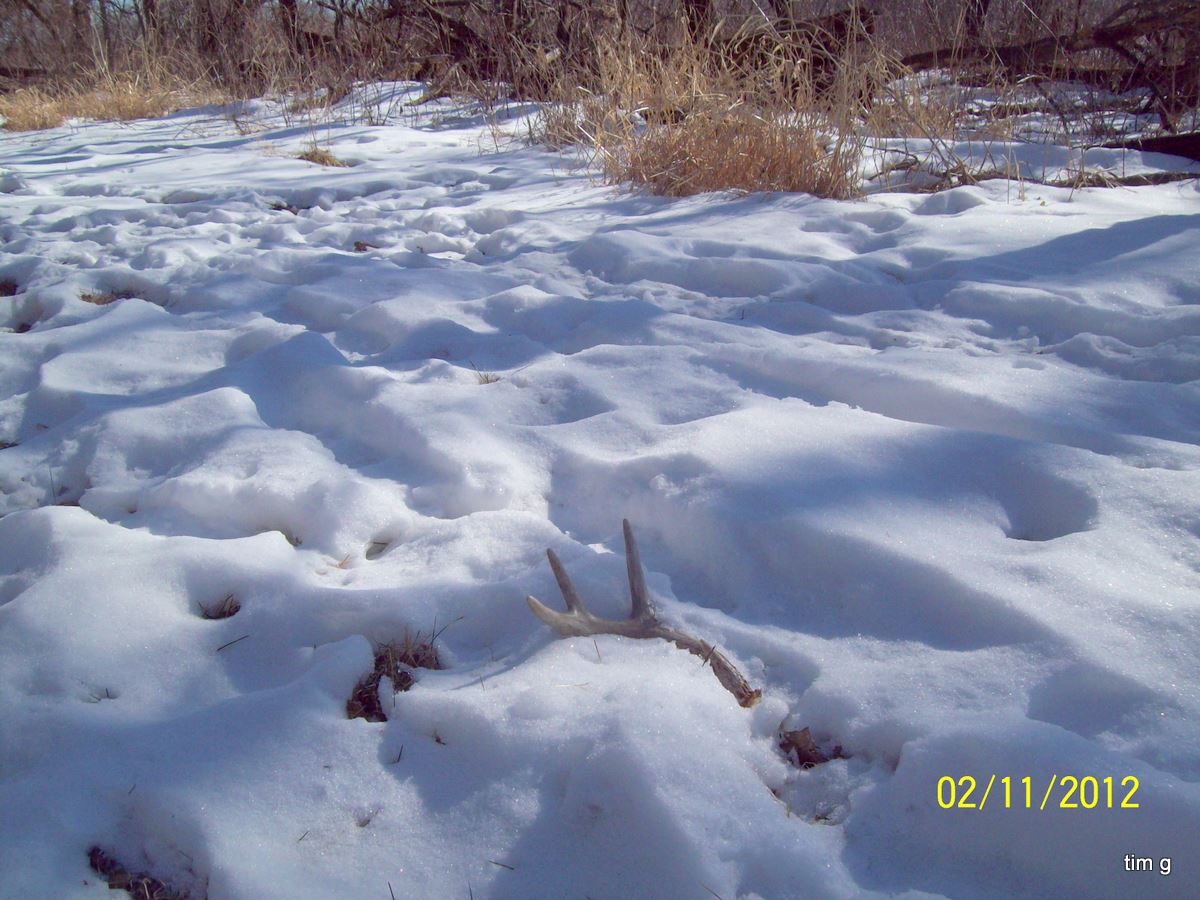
[936,775,1140,811]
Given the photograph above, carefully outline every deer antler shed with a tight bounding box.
[526,520,762,708]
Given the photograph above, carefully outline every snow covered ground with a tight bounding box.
[1,86,1199,898]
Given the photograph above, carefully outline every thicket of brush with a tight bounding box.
[2,1,1197,197]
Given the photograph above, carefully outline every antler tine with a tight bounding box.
[525,592,586,636]
[622,519,652,622]
[525,547,595,636]
[547,548,586,614]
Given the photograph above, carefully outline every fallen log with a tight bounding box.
[1102,132,1200,163]
[900,1,1200,75]
[0,65,49,83]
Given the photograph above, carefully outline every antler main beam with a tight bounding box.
[526,520,762,708]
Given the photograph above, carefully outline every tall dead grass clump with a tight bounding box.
[0,88,66,131]
[1,59,222,131]
[72,71,215,120]
[533,13,883,199]
[601,106,859,198]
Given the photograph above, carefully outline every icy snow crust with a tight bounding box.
[1,88,1199,898]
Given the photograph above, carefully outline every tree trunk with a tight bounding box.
[278,0,300,51]
[1103,132,1200,162]
[902,1,1200,75]
[140,0,160,43]
[964,0,991,42]
[70,0,91,61]
[97,0,112,62]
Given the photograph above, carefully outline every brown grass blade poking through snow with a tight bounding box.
[526,520,761,708]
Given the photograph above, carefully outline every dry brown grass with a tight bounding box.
[2,3,1160,198]
[518,7,1179,199]
[0,88,66,131]
[297,145,350,167]
[528,19,882,200]
[468,361,501,384]
[287,81,356,117]
[80,289,136,306]
[1,72,220,132]
[88,846,184,900]
[531,93,611,149]
[347,630,444,723]
[872,73,969,140]
[199,593,242,620]
[601,108,860,198]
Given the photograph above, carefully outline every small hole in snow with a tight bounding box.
[199,593,241,620]
[347,632,443,723]
[87,846,186,900]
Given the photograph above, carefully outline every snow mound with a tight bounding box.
[1,91,1198,898]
